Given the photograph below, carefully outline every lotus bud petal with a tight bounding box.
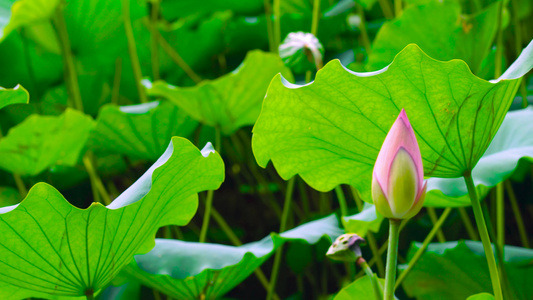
[372,109,426,220]
[326,233,366,262]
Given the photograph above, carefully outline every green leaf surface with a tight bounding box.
[426,106,533,206]
[0,137,224,299]
[0,109,94,176]
[147,50,294,135]
[120,214,343,299]
[343,203,383,236]
[0,85,29,110]
[90,101,198,160]
[400,241,533,300]
[333,275,385,300]
[159,0,263,20]
[252,42,533,203]
[367,0,500,74]
[0,0,60,40]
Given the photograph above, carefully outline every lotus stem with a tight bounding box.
[264,0,275,52]
[53,1,84,112]
[505,180,530,247]
[273,0,281,52]
[458,207,479,240]
[335,186,349,216]
[266,177,296,300]
[199,126,221,243]
[149,0,160,80]
[121,0,148,103]
[384,218,401,300]
[395,207,452,289]
[427,207,446,242]
[359,258,382,300]
[464,172,503,300]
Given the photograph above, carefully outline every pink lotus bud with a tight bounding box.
[372,109,427,220]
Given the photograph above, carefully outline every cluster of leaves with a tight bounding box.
[0,0,532,299]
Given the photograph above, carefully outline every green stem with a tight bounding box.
[85,289,95,300]
[377,0,394,19]
[395,207,452,289]
[359,259,383,300]
[210,207,280,300]
[349,187,385,277]
[458,207,479,240]
[494,0,504,79]
[83,154,111,205]
[394,0,402,17]
[273,0,281,52]
[335,186,349,216]
[310,0,320,36]
[266,177,296,300]
[111,58,122,105]
[199,127,221,243]
[464,172,503,300]
[156,30,202,84]
[496,183,504,250]
[53,1,84,112]
[121,0,148,103]
[384,219,401,300]
[505,180,530,248]
[357,4,371,55]
[427,207,446,242]
[149,0,160,81]
[264,0,275,52]
[13,174,27,198]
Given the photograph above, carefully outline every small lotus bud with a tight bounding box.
[279,32,324,73]
[326,233,366,262]
[372,109,427,220]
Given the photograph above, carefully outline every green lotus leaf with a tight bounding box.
[147,50,294,135]
[367,0,500,75]
[343,202,383,236]
[0,186,19,208]
[400,240,533,300]
[159,0,263,20]
[425,107,533,206]
[0,0,60,40]
[0,108,94,176]
[252,41,533,203]
[0,137,224,299]
[119,214,343,299]
[90,101,198,160]
[333,276,386,300]
[0,85,29,110]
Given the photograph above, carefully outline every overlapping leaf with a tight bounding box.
[252,42,533,203]
[343,203,383,236]
[119,214,343,299]
[400,241,533,300]
[0,108,94,176]
[90,101,198,160]
[147,50,294,135]
[0,137,224,299]
[334,276,386,300]
[0,85,29,110]
[425,107,533,206]
[367,0,500,74]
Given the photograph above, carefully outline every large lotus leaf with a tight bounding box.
[0,137,224,299]
[252,42,533,203]
[425,107,533,206]
[119,214,343,299]
[0,85,29,110]
[400,241,533,300]
[90,101,198,160]
[0,0,60,40]
[334,276,386,300]
[343,202,383,236]
[147,50,294,135]
[367,0,499,74]
[0,109,94,176]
